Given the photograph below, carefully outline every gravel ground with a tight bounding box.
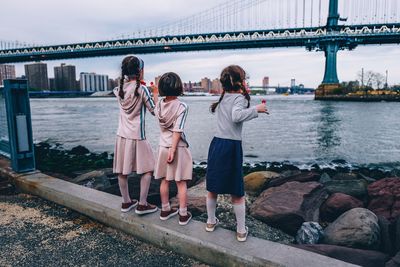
[0,194,209,267]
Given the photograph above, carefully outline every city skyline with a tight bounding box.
[1,0,399,88]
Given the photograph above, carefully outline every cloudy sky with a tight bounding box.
[1,0,399,87]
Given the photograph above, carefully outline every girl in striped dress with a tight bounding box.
[113,55,158,215]
[153,72,193,225]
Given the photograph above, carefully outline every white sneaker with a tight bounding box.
[205,218,219,232]
[237,226,249,242]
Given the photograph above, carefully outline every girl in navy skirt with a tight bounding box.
[206,65,267,242]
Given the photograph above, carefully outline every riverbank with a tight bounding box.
[315,94,400,102]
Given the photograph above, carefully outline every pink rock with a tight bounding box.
[320,193,364,222]
[368,178,400,222]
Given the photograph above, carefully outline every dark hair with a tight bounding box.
[158,72,183,97]
[118,55,144,99]
[210,65,250,113]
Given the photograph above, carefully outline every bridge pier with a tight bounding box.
[316,43,341,97]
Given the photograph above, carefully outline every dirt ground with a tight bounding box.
[0,194,209,267]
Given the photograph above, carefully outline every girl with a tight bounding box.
[153,72,193,226]
[113,55,158,215]
[206,65,267,242]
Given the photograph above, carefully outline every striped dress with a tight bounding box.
[113,81,156,175]
[154,98,193,181]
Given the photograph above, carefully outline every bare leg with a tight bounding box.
[160,178,170,208]
[176,181,188,216]
[118,174,131,203]
[231,195,246,234]
[139,172,152,205]
[207,191,218,224]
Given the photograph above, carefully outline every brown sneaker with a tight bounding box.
[237,226,249,242]
[205,218,219,232]
[121,200,138,213]
[135,203,158,215]
[160,208,179,221]
[179,211,192,226]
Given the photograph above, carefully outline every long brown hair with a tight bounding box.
[118,55,144,99]
[210,65,250,113]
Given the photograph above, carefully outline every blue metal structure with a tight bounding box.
[2,80,35,172]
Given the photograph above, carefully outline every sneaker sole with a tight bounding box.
[135,207,158,215]
[159,210,179,221]
[121,202,138,213]
[205,219,219,232]
[237,227,249,242]
[179,216,192,226]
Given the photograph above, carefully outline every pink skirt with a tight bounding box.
[113,136,155,175]
[154,146,193,181]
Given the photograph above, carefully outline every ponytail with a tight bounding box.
[241,85,251,108]
[210,90,225,113]
[118,74,125,99]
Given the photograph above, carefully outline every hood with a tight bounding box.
[156,99,180,129]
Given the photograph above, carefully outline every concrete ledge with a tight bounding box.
[0,160,358,267]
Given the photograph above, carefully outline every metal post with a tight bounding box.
[322,43,339,84]
[327,0,339,28]
[3,79,35,173]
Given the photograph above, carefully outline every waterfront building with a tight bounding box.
[210,78,223,94]
[262,76,270,88]
[54,63,77,91]
[201,77,211,92]
[0,64,16,86]
[108,78,119,90]
[80,72,109,92]
[24,62,49,90]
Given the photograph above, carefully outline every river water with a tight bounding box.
[30,95,400,169]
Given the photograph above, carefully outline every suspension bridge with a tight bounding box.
[0,0,400,92]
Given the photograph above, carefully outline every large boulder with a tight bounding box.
[323,208,381,250]
[267,171,320,188]
[72,169,111,190]
[378,216,394,255]
[171,179,207,216]
[293,244,389,267]
[332,172,358,181]
[249,181,329,235]
[320,193,364,222]
[324,179,368,198]
[386,251,400,267]
[243,171,279,193]
[368,178,400,222]
[295,222,324,245]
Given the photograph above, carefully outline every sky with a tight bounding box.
[1,0,399,87]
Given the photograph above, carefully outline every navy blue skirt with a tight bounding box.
[206,137,244,197]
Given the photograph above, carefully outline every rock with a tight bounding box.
[319,173,332,183]
[358,172,378,183]
[249,181,329,235]
[386,251,400,267]
[320,193,364,222]
[280,170,302,178]
[70,145,90,155]
[323,208,381,249]
[293,244,389,267]
[378,216,394,255]
[324,179,368,198]
[395,217,400,254]
[296,222,324,245]
[171,179,206,216]
[332,172,358,181]
[331,159,348,165]
[72,170,111,190]
[243,171,279,193]
[267,171,320,188]
[368,178,400,222]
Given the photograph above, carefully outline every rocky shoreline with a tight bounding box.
[33,142,400,266]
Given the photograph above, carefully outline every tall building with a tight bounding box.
[80,72,109,92]
[210,78,223,94]
[0,64,16,86]
[24,62,49,90]
[262,76,270,88]
[54,63,77,91]
[291,78,296,88]
[201,77,211,92]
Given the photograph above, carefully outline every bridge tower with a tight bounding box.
[316,0,342,97]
